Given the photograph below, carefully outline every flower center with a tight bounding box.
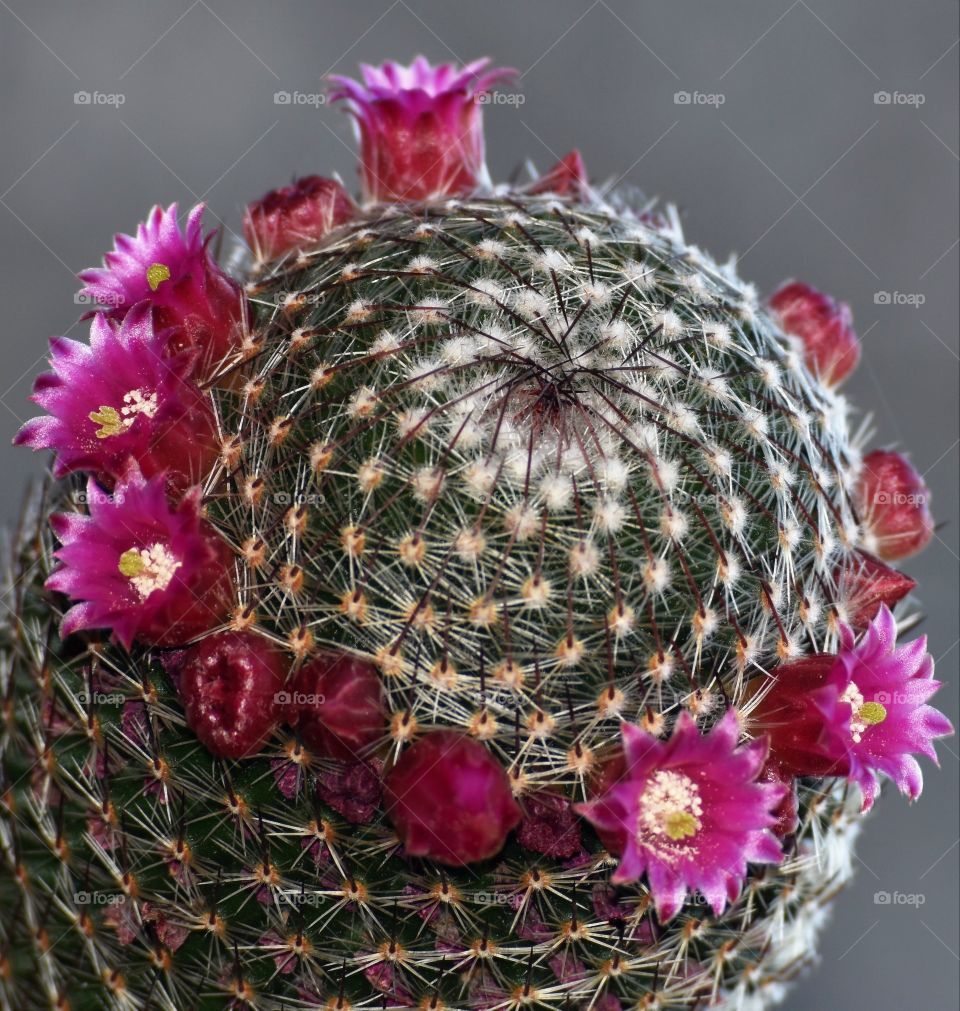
[89,389,158,439]
[637,770,703,852]
[146,262,171,291]
[118,543,182,599]
[840,681,888,743]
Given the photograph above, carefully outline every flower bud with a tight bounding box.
[384,731,521,865]
[244,176,356,261]
[287,652,385,760]
[769,281,860,385]
[856,450,934,560]
[180,631,287,758]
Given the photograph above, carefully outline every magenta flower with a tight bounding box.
[329,56,515,202]
[575,711,785,922]
[756,606,953,811]
[14,304,218,490]
[47,466,234,649]
[78,203,246,376]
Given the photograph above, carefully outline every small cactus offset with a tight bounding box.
[1,57,951,1011]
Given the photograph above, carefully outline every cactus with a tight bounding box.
[0,57,951,1011]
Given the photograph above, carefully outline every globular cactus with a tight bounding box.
[1,57,951,1011]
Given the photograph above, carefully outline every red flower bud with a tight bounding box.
[287,652,385,760]
[769,281,860,385]
[180,632,287,758]
[243,176,356,262]
[527,150,589,199]
[856,450,934,560]
[834,550,916,629]
[384,731,521,865]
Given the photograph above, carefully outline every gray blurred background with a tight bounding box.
[0,1,956,1007]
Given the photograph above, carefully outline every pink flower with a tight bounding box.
[856,449,934,560]
[329,57,515,202]
[46,466,233,649]
[833,550,916,630]
[384,731,521,865]
[286,651,385,760]
[769,280,860,385]
[755,606,953,811]
[14,304,218,491]
[78,203,246,377]
[575,711,785,922]
[243,175,356,261]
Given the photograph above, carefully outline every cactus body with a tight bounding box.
[1,57,950,1011]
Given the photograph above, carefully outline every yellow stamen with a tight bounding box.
[859,701,887,726]
[146,263,171,291]
[664,811,700,841]
[89,406,124,439]
[118,549,145,578]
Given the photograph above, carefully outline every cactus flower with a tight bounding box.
[384,731,521,865]
[769,280,860,385]
[755,606,952,810]
[78,203,246,376]
[856,449,934,560]
[575,711,785,921]
[243,175,356,261]
[329,57,515,202]
[46,467,233,648]
[179,632,287,758]
[287,651,385,760]
[14,304,218,490]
